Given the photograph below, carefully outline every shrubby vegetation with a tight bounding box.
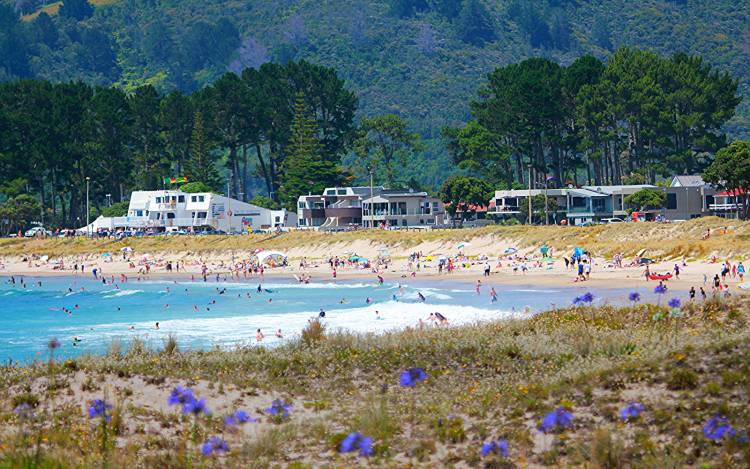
[2,293,749,466]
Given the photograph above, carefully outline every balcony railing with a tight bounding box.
[363,209,441,217]
[710,203,741,211]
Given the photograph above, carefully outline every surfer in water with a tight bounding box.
[418,292,426,302]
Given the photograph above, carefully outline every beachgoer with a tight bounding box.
[689,287,696,301]
[256,329,264,342]
[319,308,326,318]
[275,329,283,338]
[490,287,498,303]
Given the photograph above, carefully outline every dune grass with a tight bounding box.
[2,217,749,261]
[1,294,749,467]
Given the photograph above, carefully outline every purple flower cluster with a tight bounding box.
[201,436,229,456]
[667,298,681,309]
[573,292,594,305]
[339,432,374,457]
[654,284,667,295]
[224,410,256,427]
[620,402,645,422]
[167,386,209,416]
[266,399,291,419]
[480,439,509,458]
[400,367,427,387]
[629,292,641,303]
[88,399,113,422]
[539,407,574,433]
[703,415,750,442]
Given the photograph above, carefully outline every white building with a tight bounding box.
[85,190,296,233]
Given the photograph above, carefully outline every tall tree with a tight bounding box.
[278,93,341,211]
[353,114,422,188]
[704,141,750,219]
[128,85,164,189]
[456,0,495,45]
[184,110,221,190]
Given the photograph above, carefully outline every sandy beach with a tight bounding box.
[0,237,742,293]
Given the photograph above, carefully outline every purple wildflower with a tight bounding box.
[620,402,645,422]
[668,298,681,309]
[88,399,113,422]
[201,436,229,456]
[167,386,194,407]
[224,410,257,427]
[654,284,667,294]
[399,368,427,387]
[266,399,291,418]
[704,415,736,441]
[539,407,574,433]
[339,432,374,457]
[629,292,641,303]
[183,397,209,416]
[480,439,509,457]
[581,292,594,303]
[14,403,34,420]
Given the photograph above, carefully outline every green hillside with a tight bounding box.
[2,0,749,187]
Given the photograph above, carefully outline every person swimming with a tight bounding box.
[275,329,283,338]
[155,322,160,329]
[319,308,326,318]
[434,312,448,325]
[256,328,264,342]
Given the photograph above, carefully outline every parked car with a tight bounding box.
[600,218,625,224]
[24,227,51,237]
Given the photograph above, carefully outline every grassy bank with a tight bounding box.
[1,294,749,467]
[1,217,749,261]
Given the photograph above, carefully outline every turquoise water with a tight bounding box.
[0,275,674,363]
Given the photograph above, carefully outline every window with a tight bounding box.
[299,219,306,226]
[167,213,175,219]
[571,197,586,208]
[420,219,424,224]
[326,190,335,195]
[593,198,605,211]
[155,197,161,203]
[337,189,346,195]
[178,196,185,203]
[298,202,305,209]
[191,196,197,202]
[402,219,407,226]
[705,195,715,207]
[197,212,207,219]
[198,195,205,202]
[275,216,280,223]
[155,213,161,219]
[666,193,677,210]
[505,198,518,208]
[136,210,143,217]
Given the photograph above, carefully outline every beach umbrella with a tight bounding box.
[101,252,112,257]
[738,282,750,290]
[455,241,469,251]
[637,248,648,257]
[120,247,133,253]
[504,247,518,254]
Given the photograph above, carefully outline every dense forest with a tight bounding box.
[0,0,748,187]
[0,0,749,229]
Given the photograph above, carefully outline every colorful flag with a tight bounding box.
[163,176,188,185]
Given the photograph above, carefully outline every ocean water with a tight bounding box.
[0,275,670,363]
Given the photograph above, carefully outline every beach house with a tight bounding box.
[361,189,446,228]
[297,186,385,229]
[84,190,295,234]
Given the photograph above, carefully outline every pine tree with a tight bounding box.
[184,111,220,190]
[278,92,342,211]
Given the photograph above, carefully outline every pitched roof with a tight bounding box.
[671,175,706,187]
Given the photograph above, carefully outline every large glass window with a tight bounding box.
[178,196,185,203]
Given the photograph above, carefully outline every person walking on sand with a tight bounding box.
[689,286,696,301]
[673,264,680,279]
[738,262,745,281]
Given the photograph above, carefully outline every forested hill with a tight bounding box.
[2,0,750,186]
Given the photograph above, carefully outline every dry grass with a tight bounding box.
[21,0,118,21]
[3,217,749,260]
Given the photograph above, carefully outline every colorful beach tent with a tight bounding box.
[455,241,469,251]
[503,247,518,254]
[257,251,287,265]
[120,247,133,253]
